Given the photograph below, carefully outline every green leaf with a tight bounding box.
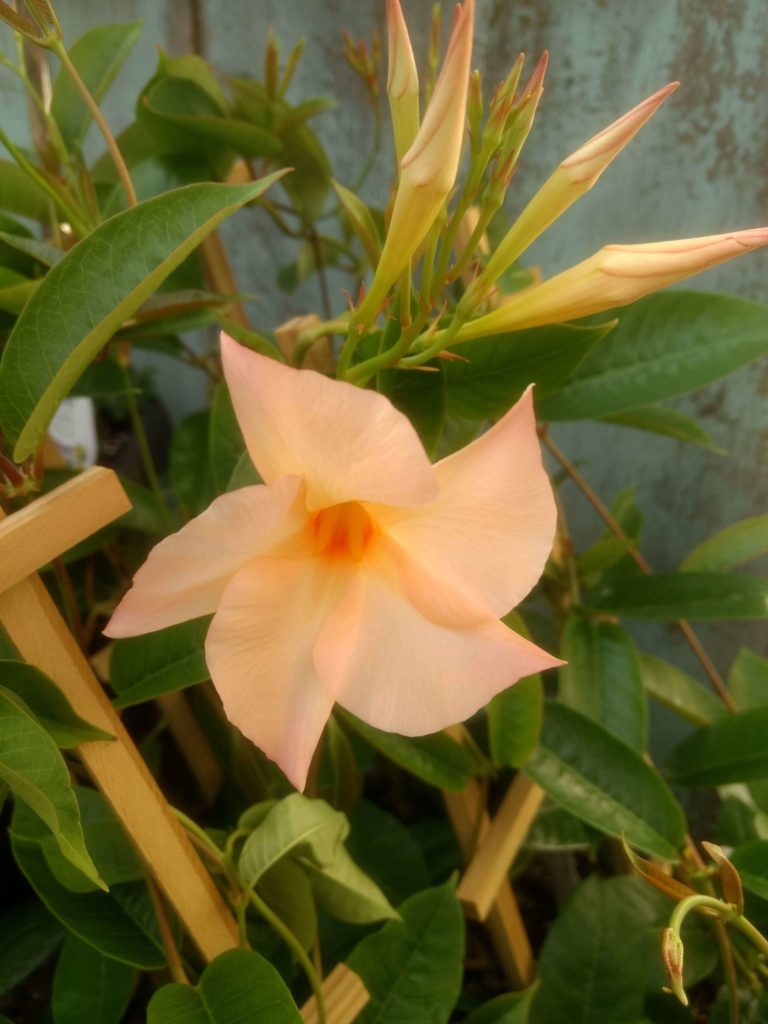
[639,652,726,727]
[0,661,111,746]
[347,882,464,1024]
[666,707,768,787]
[559,618,647,751]
[680,516,768,573]
[487,675,543,768]
[525,803,595,852]
[258,858,317,951]
[0,228,62,268]
[526,701,685,859]
[337,709,476,791]
[333,180,382,266]
[238,794,348,888]
[601,403,723,452]
[51,24,142,148]
[729,841,768,901]
[577,487,643,579]
[110,617,210,708]
[148,948,302,1022]
[729,648,768,710]
[279,122,331,220]
[0,177,284,461]
[0,159,51,221]
[0,688,103,887]
[586,572,768,620]
[463,989,536,1023]
[0,901,64,997]
[52,935,136,1024]
[209,380,245,493]
[446,321,614,421]
[537,292,768,421]
[304,843,398,925]
[346,801,431,906]
[378,363,446,456]
[171,410,215,515]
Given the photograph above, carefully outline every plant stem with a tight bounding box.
[49,39,137,208]
[0,124,87,234]
[540,431,736,712]
[146,875,189,984]
[248,888,327,1024]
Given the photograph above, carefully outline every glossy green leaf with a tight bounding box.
[52,935,136,1024]
[601,403,723,452]
[147,948,301,1023]
[666,707,768,787]
[729,648,768,710]
[729,841,768,901]
[209,380,245,493]
[51,24,142,148]
[559,618,647,751]
[537,292,768,421]
[304,843,398,924]
[258,858,317,951]
[681,515,768,573]
[586,572,768,620]
[446,321,614,421]
[526,701,685,858]
[110,617,210,708]
[0,901,64,997]
[0,660,111,747]
[171,410,215,515]
[0,688,103,886]
[463,989,536,1023]
[0,177,284,461]
[337,709,476,791]
[238,794,347,888]
[487,675,543,768]
[347,882,464,1024]
[639,653,725,726]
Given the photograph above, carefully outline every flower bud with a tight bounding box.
[457,227,768,340]
[274,314,334,373]
[387,0,420,166]
[480,82,679,291]
[662,928,688,1006]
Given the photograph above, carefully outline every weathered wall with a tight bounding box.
[1,1,766,687]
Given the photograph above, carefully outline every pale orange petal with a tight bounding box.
[314,564,561,735]
[206,557,352,790]
[380,387,556,619]
[104,476,305,638]
[221,333,438,509]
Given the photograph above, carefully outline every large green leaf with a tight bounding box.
[0,660,111,747]
[601,403,723,452]
[729,648,768,710]
[446,321,613,421]
[238,794,348,888]
[110,617,210,708]
[259,858,318,951]
[0,177,284,461]
[347,882,464,1024]
[0,688,103,886]
[346,801,431,906]
[526,701,686,859]
[463,989,535,1023]
[680,516,768,573]
[171,410,215,515]
[729,841,768,901]
[337,709,476,791]
[639,653,726,727]
[666,707,768,787]
[487,675,543,769]
[52,935,136,1024]
[586,572,768,620]
[304,843,398,924]
[147,948,301,1023]
[51,24,142,148]
[559,618,647,751]
[0,901,64,997]
[537,291,768,421]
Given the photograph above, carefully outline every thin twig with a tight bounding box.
[146,875,189,984]
[540,430,736,711]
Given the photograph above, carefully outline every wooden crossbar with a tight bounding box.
[301,963,369,1023]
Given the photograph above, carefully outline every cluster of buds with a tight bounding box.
[0,450,38,499]
[342,25,382,109]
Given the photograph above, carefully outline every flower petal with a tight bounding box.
[380,387,556,619]
[221,333,438,509]
[206,556,351,790]
[104,476,305,638]
[314,564,561,736]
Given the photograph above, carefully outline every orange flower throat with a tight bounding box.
[311,502,375,561]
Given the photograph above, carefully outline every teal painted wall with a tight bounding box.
[1,1,766,686]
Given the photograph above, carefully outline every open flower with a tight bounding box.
[106,334,560,789]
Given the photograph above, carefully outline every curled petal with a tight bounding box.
[458,227,768,339]
[477,83,678,293]
[314,564,562,736]
[221,334,438,510]
[380,387,556,619]
[104,476,306,638]
[206,557,352,790]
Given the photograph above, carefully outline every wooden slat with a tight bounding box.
[458,773,544,921]
[444,778,535,987]
[301,964,369,1024]
[0,467,131,594]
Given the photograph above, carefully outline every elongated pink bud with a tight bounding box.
[476,83,679,294]
[387,0,420,165]
[457,228,768,339]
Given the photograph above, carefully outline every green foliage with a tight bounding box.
[586,571,768,619]
[667,707,768,786]
[110,617,211,707]
[51,935,136,1024]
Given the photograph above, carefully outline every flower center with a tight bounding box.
[311,502,375,561]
